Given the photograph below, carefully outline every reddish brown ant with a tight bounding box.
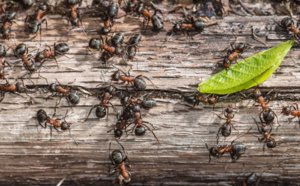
[35,43,69,66]
[0,2,16,14]
[109,141,131,185]
[85,85,117,121]
[135,3,164,31]
[281,103,300,124]
[37,108,78,144]
[88,37,122,56]
[25,2,48,41]
[252,88,279,125]
[172,17,207,35]
[200,128,251,162]
[252,117,276,151]
[215,104,239,143]
[193,92,219,107]
[276,17,300,42]
[63,0,82,27]
[47,79,80,105]
[223,42,250,71]
[14,43,36,73]
[111,68,157,90]
[1,11,17,39]
[0,79,27,102]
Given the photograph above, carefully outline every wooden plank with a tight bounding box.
[0,0,299,185]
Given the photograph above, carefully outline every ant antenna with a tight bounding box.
[231,127,252,145]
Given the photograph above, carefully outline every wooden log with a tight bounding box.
[0,0,299,185]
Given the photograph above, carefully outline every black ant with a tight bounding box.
[252,117,276,151]
[37,108,77,144]
[215,105,239,143]
[1,11,17,39]
[200,128,251,162]
[25,2,48,41]
[109,142,131,185]
[85,85,117,121]
[47,79,80,105]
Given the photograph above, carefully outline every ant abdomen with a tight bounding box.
[135,125,146,136]
[221,124,231,137]
[267,138,276,148]
[37,109,48,124]
[96,106,106,118]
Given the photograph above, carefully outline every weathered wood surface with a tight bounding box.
[1,0,300,185]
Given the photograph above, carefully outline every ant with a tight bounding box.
[201,128,251,162]
[223,43,250,71]
[277,17,300,42]
[85,85,117,121]
[0,44,11,79]
[14,43,36,73]
[215,104,239,143]
[240,172,263,186]
[252,88,279,125]
[35,43,69,66]
[64,0,82,27]
[252,117,276,151]
[25,2,48,41]
[99,3,119,34]
[0,79,26,102]
[37,108,77,144]
[121,96,156,109]
[173,17,207,35]
[124,34,142,60]
[135,3,164,31]
[0,1,16,14]
[47,79,80,105]
[111,33,124,47]
[109,142,131,185]
[111,69,157,90]
[128,105,160,143]
[88,37,122,56]
[0,11,16,39]
[281,103,300,124]
[193,92,219,107]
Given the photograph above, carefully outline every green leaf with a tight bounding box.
[198,40,294,94]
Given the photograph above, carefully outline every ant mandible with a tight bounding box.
[201,128,251,162]
[109,141,131,185]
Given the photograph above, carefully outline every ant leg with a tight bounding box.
[231,123,240,132]
[84,105,98,121]
[141,123,160,144]
[137,75,158,88]
[214,112,226,120]
[253,116,263,134]
[216,127,222,144]
[238,54,249,64]
[258,137,265,142]
[288,116,296,124]
[69,129,78,145]
[106,106,109,121]
[0,91,5,102]
[39,121,47,128]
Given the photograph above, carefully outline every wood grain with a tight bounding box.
[0,0,300,185]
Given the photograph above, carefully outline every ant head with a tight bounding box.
[49,83,57,92]
[106,85,116,94]
[15,43,27,56]
[246,173,258,185]
[253,88,261,99]
[100,27,110,35]
[89,38,102,50]
[114,129,123,138]
[208,96,218,104]
[267,138,276,148]
[235,43,248,52]
[70,17,79,27]
[0,45,6,57]
[36,51,45,61]
[16,82,25,92]
[209,147,218,157]
[173,23,181,33]
[132,105,141,112]
[112,71,120,81]
[38,2,48,11]
[225,105,233,113]
[282,106,291,115]
[135,125,146,136]
[61,121,71,130]
[111,150,125,164]
[68,92,80,105]
[134,77,146,90]
[281,17,293,28]
[3,11,16,20]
